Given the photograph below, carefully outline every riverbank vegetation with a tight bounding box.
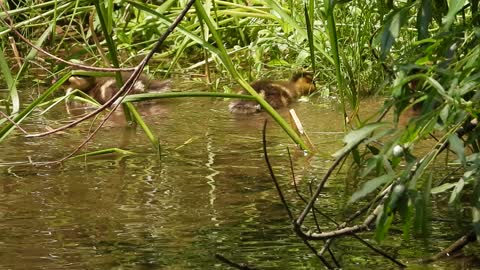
[0,0,479,268]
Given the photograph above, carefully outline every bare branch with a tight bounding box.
[215,254,256,270]
[262,120,294,221]
[0,110,27,134]
[426,230,477,262]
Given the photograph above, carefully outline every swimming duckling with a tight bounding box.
[67,72,171,104]
[229,73,316,114]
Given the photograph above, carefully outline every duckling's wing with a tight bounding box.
[253,81,294,108]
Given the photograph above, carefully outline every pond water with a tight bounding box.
[0,81,478,269]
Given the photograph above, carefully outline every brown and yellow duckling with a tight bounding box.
[67,72,171,104]
[228,73,316,114]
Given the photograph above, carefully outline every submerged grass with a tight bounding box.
[70,147,136,159]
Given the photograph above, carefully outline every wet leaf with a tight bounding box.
[441,0,467,31]
[360,156,381,178]
[333,123,388,158]
[349,174,394,203]
[379,5,413,60]
[448,134,465,166]
[449,178,465,204]
[431,182,457,194]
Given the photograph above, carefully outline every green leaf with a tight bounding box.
[448,134,465,166]
[416,0,432,40]
[360,155,382,178]
[380,5,414,60]
[414,175,432,236]
[431,182,456,194]
[349,174,394,203]
[304,3,316,73]
[449,178,465,204]
[375,206,394,242]
[333,123,388,158]
[0,45,17,113]
[441,0,467,31]
[125,102,157,150]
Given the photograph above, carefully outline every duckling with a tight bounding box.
[399,102,423,126]
[67,72,171,104]
[229,73,316,114]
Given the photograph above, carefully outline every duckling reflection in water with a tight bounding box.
[67,72,171,104]
[229,73,316,114]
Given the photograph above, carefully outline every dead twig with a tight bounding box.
[8,36,22,67]
[215,254,255,270]
[425,230,477,263]
[0,110,27,134]
[262,120,294,221]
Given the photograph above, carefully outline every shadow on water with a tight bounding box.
[0,82,479,269]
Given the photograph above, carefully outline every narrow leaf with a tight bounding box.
[0,44,17,113]
[380,5,413,60]
[431,182,456,194]
[448,133,465,166]
[333,123,388,158]
[441,0,467,31]
[449,178,465,204]
[349,174,394,203]
[416,0,432,40]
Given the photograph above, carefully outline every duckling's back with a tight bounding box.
[229,73,316,114]
[67,72,171,104]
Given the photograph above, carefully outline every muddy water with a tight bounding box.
[0,87,478,269]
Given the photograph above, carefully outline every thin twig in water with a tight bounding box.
[287,148,340,268]
[262,120,333,269]
[215,254,255,270]
[288,149,404,267]
[0,110,27,134]
[296,152,348,226]
[351,234,405,267]
[262,120,293,221]
[425,230,477,262]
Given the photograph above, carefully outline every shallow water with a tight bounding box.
[0,84,478,269]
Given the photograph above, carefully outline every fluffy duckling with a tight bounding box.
[229,73,316,114]
[67,72,171,104]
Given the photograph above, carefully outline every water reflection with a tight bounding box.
[0,89,477,269]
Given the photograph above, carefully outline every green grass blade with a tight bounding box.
[125,102,158,150]
[0,44,18,113]
[324,0,346,123]
[122,92,256,103]
[0,72,71,143]
[304,2,316,73]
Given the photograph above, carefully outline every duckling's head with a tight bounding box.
[68,75,96,92]
[290,72,316,96]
